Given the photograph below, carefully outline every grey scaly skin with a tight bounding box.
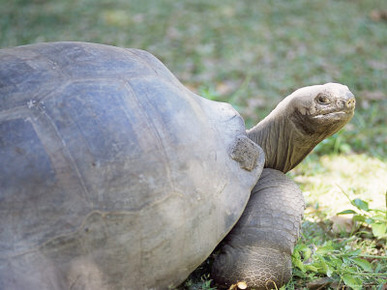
[212,83,355,289]
[248,83,356,173]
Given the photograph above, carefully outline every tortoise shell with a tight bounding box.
[0,42,264,289]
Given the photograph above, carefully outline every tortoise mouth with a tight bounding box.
[312,110,353,120]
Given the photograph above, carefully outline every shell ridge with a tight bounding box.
[29,107,93,206]
[125,79,176,193]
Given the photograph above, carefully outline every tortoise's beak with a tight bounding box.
[345,94,356,110]
[338,91,355,112]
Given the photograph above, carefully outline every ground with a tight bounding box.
[1,0,386,288]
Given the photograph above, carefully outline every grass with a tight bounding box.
[2,0,386,288]
[287,153,387,289]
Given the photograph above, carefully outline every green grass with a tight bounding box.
[288,154,387,289]
[2,0,386,288]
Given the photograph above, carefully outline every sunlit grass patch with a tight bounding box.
[288,153,387,289]
[292,154,386,215]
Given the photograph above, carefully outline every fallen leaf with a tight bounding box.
[330,215,356,234]
[370,10,387,22]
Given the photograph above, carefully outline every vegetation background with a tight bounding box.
[2,0,386,288]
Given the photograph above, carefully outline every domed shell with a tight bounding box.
[0,42,264,289]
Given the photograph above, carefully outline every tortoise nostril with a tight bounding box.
[346,98,356,109]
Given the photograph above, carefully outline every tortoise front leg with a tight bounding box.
[211,168,305,289]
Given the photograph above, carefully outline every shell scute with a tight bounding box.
[0,42,264,289]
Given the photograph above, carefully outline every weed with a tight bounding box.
[291,192,387,289]
[292,238,387,289]
[337,191,387,240]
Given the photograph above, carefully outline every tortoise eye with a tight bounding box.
[317,94,330,105]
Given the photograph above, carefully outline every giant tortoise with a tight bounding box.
[0,42,355,289]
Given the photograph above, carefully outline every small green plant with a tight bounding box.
[291,192,387,289]
[292,239,386,289]
[293,239,387,289]
[180,273,215,290]
[337,191,387,240]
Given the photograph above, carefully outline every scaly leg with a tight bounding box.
[212,168,305,289]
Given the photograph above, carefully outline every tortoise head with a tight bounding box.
[247,83,355,173]
[286,83,355,136]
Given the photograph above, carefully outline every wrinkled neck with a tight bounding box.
[247,112,319,173]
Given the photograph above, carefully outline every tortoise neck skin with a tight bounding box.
[247,83,355,173]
